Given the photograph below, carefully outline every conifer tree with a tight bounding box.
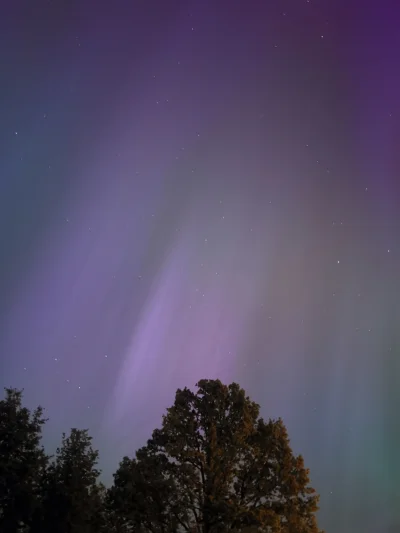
[0,388,48,533]
[37,428,103,533]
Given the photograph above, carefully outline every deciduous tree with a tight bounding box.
[110,379,323,533]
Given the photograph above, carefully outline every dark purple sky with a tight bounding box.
[1,1,400,531]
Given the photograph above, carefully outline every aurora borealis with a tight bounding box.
[1,1,399,531]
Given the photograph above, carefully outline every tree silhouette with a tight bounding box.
[36,428,103,533]
[110,379,323,533]
[0,388,48,533]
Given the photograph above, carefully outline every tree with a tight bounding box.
[0,388,48,533]
[109,453,182,533]
[90,481,109,532]
[36,428,104,533]
[100,485,130,533]
[110,379,323,533]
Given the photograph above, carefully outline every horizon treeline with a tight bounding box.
[0,380,324,533]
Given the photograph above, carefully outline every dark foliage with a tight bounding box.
[0,381,324,533]
[32,428,104,533]
[0,388,48,533]
[109,379,324,533]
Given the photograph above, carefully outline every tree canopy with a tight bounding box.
[0,381,323,532]
[33,428,103,533]
[0,388,48,533]
[110,379,323,533]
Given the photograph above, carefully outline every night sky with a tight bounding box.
[1,1,400,531]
